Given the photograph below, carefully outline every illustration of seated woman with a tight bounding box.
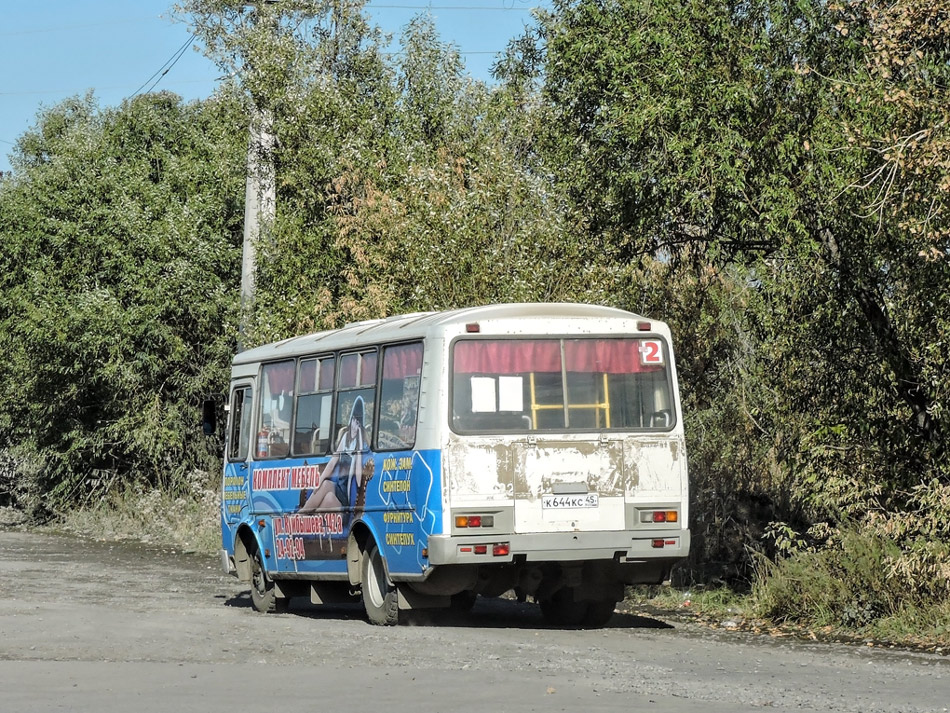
[298,397,369,514]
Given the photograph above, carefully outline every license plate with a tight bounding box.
[541,494,599,509]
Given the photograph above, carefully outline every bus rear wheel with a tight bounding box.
[540,589,617,628]
[539,588,588,627]
[583,599,617,627]
[362,542,398,626]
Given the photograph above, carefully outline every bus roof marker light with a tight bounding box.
[637,321,652,331]
[465,323,480,333]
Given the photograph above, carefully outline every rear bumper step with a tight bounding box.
[426,529,690,565]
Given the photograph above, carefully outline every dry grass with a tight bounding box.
[44,477,220,555]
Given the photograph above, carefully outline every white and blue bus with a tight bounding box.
[216,303,690,626]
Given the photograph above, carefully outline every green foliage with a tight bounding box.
[218,7,615,343]
[753,482,950,632]
[504,0,949,593]
[752,529,896,627]
[1,0,947,643]
[0,91,247,515]
[753,511,950,632]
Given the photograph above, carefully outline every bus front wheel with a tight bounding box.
[361,542,398,626]
[250,547,277,613]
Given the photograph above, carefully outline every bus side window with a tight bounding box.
[294,356,334,455]
[336,350,377,453]
[259,360,295,458]
[377,342,423,450]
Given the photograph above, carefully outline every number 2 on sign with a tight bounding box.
[640,340,664,365]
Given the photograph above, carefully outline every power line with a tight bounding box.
[128,34,198,100]
[1,47,503,98]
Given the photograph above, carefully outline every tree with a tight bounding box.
[0,91,247,513]
[505,0,948,576]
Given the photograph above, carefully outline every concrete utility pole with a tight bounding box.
[239,107,276,346]
[238,1,279,351]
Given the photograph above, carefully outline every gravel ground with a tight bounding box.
[0,529,947,713]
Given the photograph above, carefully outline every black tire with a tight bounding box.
[361,542,398,625]
[583,599,617,628]
[450,590,478,613]
[249,547,277,613]
[539,588,588,627]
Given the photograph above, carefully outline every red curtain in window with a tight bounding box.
[453,340,561,374]
[298,360,317,392]
[340,352,377,388]
[383,343,423,379]
[265,361,295,393]
[564,339,655,374]
[318,359,335,390]
[454,339,662,375]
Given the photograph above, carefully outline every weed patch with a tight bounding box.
[43,472,220,555]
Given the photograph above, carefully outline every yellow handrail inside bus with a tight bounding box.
[529,372,611,428]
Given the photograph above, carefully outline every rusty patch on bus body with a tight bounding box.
[444,436,514,498]
[516,441,624,498]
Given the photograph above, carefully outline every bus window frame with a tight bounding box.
[333,347,379,456]
[374,340,425,453]
[254,359,296,460]
[448,334,677,436]
[292,353,337,457]
[249,340,428,461]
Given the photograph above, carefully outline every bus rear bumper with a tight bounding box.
[425,529,690,566]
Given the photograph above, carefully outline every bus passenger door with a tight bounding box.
[223,385,254,529]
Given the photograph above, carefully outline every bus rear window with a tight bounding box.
[451,338,674,433]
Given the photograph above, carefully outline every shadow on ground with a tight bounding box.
[224,589,675,631]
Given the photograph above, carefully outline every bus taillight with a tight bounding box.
[640,510,678,523]
[492,543,510,557]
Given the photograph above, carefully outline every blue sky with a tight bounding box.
[0,0,546,173]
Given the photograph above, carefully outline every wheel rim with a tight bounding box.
[252,556,267,596]
[365,549,388,608]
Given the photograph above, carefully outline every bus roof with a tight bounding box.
[234,302,659,366]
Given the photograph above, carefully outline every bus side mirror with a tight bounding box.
[202,399,218,436]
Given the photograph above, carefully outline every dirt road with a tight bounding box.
[0,530,946,713]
